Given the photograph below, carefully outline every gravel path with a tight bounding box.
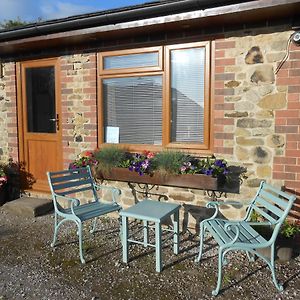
[0,208,300,300]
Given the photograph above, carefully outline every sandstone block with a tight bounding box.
[225,111,248,118]
[247,178,264,188]
[266,52,285,63]
[244,89,261,103]
[225,80,241,88]
[237,73,246,80]
[255,110,274,119]
[236,146,250,161]
[235,128,251,136]
[250,65,274,84]
[251,146,271,164]
[236,136,264,146]
[245,46,264,64]
[252,128,273,136]
[257,165,272,178]
[257,85,274,97]
[224,96,242,102]
[258,93,286,110]
[266,134,285,148]
[235,101,254,111]
[237,118,272,128]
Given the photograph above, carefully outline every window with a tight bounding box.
[98,42,211,152]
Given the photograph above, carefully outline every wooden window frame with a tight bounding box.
[97,42,212,154]
[98,46,163,75]
[98,71,165,153]
[164,41,211,151]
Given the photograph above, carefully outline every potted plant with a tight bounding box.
[277,220,300,261]
[70,148,232,191]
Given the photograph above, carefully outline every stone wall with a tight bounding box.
[214,28,300,219]
[60,53,98,169]
[0,62,18,163]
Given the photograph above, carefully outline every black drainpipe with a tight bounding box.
[0,0,249,42]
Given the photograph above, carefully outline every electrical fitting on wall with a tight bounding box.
[275,30,300,74]
[292,31,300,45]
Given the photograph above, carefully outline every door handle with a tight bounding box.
[49,114,59,131]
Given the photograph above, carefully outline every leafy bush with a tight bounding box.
[280,220,300,239]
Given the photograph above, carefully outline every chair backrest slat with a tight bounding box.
[56,185,94,196]
[50,171,90,183]
[252,205,278,224]
[52,178,92,192]
[259,189,288,209]
[255,196,284,219]
[47,166,98,201]
[245,181,297,239]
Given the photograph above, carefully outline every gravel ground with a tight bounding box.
[0,208,300,300]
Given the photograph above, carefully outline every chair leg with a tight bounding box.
[195,222,206,262]
[246,251,255,262]
[212,247,224,296]
[269,244,283,291]
[90,217,98,234]
[51,213,58,247]
[76,222,86,264]
[51,215,68,247]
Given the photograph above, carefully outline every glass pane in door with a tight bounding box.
[26,67,56,133]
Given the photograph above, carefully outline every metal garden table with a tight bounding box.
[120,199,180,272]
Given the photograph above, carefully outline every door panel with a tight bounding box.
[19,59,62,191]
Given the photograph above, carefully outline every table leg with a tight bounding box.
[143,220,148,247]
[155,222,162,272]
[173,210,179,255]
[122,216,129,263]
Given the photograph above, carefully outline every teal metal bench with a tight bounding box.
[196,181,296,296]
[47,166,121,264]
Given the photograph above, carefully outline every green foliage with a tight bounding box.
[249,210,264,222]
[94,146,127,175]
[152,150,187,175]
[0,17,29,30]
[280,220,300,239]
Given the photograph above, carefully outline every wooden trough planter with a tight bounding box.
[97,167,219,190]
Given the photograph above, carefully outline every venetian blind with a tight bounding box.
[170,47,205,143]
[103,76,162,145]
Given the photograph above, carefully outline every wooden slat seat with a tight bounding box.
[64,201,121,221]
[47,166,121,264]
[196,181,296,296]
[206,219,267,246]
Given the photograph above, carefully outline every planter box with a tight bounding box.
[98,167,218,190]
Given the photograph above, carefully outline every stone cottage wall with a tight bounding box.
[0,62,18,163]
[214,28,300,219]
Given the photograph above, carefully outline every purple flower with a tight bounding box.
[205,169,213,176]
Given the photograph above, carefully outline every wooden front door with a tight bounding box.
[18,58,62,191]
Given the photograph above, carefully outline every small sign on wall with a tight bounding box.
[106,126,120,143]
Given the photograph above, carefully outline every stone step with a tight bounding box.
[2,197,53,217]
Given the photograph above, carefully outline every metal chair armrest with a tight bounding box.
[93,184,121,203]
[54,193,80,216]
